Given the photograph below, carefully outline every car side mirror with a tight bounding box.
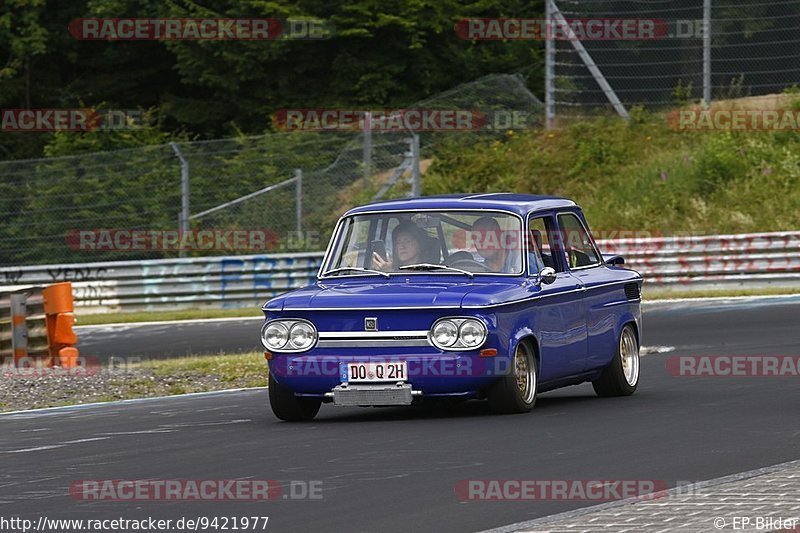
[603,254,625,266]
[537,267,557,286]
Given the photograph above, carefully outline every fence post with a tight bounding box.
[703,0,712,106]
[363,111,372,185]
[10,293,27,364]
[550,1,629,120]
[410,133,421,197]
[295,168,303,235]
[170,142,190,258]
[545,0,556,128]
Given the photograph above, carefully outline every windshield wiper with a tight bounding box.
[398,263,474,278]
[321,266,391,278]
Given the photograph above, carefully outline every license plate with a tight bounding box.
[340,362,407,383]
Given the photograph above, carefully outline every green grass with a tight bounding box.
[77,307,262,325]
[424,104,800,235]
[137,352,269,385]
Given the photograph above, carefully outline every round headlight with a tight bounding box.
[459,319,487,348]
[262,322,289,350]
[289,321,316,350]
[432,320,458,348]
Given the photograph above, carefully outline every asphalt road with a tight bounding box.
[2,296,798,532]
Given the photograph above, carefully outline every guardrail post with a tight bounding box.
[10,293,28,364]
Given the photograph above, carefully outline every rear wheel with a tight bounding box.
[268,373,321,421]
[487,341,537,414]
[592,323,639,397]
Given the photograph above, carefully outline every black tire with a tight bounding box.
[592,323,640,397]
[487,341,538,414]
[268,373,321,421]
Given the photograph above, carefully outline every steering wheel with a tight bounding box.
[448,258,491,273]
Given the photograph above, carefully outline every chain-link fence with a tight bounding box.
[0,74,542,267]
[550,0,800,119]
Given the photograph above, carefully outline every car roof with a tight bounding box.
[344,193,577,217]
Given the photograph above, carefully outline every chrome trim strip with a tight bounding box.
[318,330,428,339]
[317,339,431,348]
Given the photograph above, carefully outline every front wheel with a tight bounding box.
[592,323,640,397]
[487,342,538,414]
[268,373,321,421]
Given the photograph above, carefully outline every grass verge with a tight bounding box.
[0,352,268,413]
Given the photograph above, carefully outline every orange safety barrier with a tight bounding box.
[42,282,80,368]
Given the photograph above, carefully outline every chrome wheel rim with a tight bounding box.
[514,346,536,404]
[620,327,639,386]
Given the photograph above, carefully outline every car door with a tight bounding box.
[528,212,588,381]
[556,210,618,371]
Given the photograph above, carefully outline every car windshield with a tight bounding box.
[322,210,524,276]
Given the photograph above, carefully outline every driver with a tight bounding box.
[372,221,424,271]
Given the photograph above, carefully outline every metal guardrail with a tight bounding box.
[0,231,797,313]
[0,253,324,313]
[598,231,800,290]
[0,286,49,361]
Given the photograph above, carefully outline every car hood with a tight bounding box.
[269,278,529,310]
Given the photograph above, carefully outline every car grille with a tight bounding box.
[624,283,641,301]
[331,384,415,406]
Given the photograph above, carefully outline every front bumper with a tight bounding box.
[268,352,509,399]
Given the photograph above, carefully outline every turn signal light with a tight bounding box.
[479,348,498,358]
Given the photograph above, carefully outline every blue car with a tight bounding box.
[261,194,642,421]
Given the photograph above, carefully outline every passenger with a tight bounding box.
[471,216,520,273]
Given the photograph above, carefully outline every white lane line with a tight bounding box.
[100,429,176,435]
[1,445,66,454]
[62,437,111,444]
[0,437,110,454]
[0,387,267,418]
[640,345,676,355]
[75,316,263,330]
[159,419,252,429]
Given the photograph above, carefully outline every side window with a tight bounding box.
[557,213,601,269]
[528,216,563,274]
